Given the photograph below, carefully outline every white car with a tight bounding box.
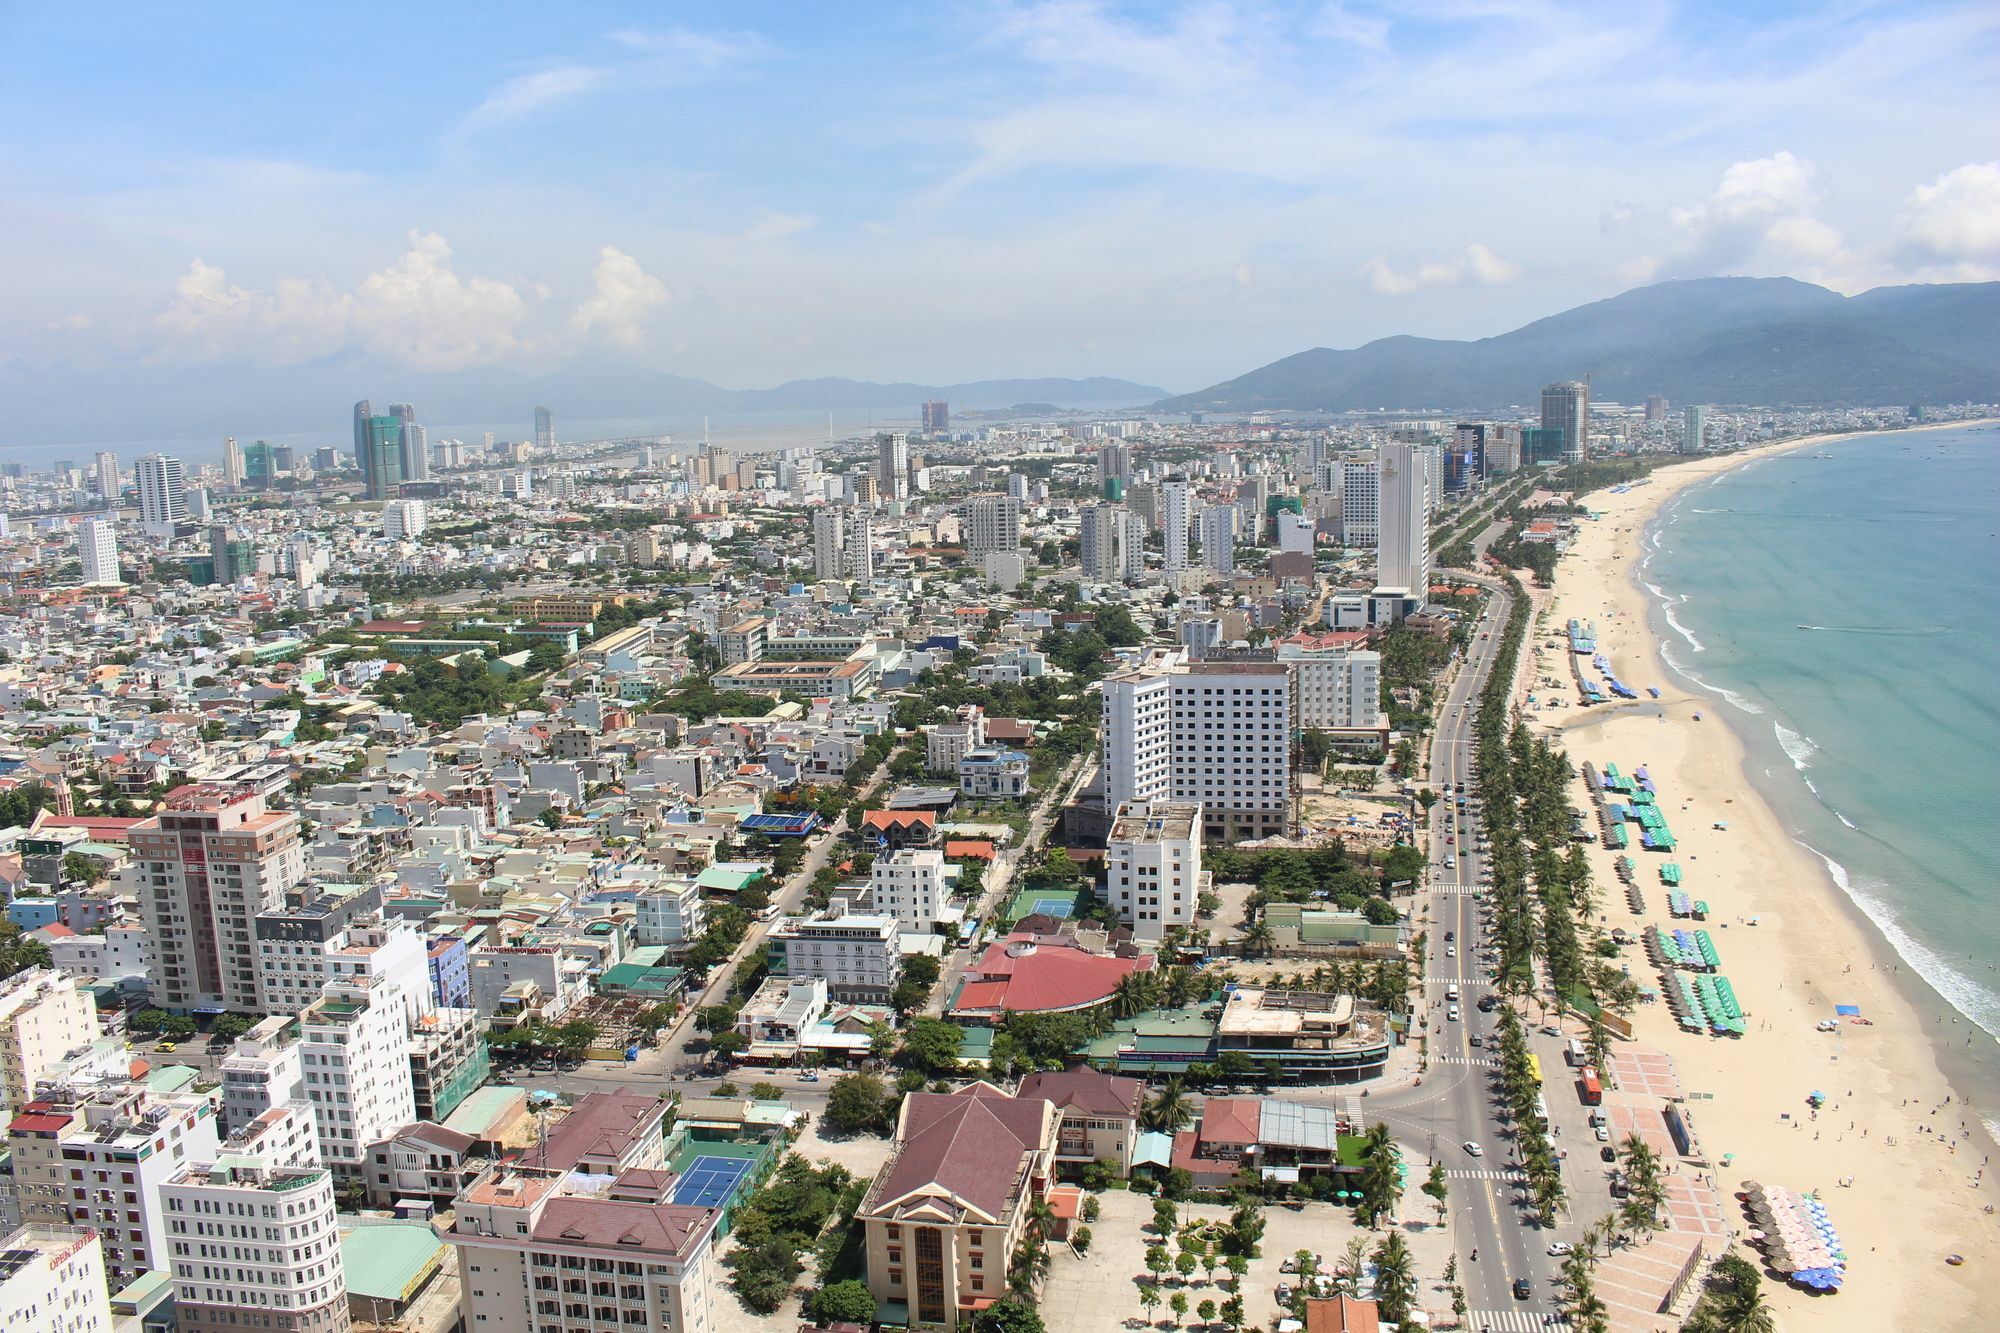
[1446,946,1457,958]
[1547,1242,1574,1257]
[1595,1125,1612,1142]
[1463,1140,1484,1157]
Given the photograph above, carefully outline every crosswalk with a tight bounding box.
[1434,883,1484,895]
[1434,1054,1499,1067]
[1467,1307,1571,1332]
[1446,1167,1527,1181]
[1426,975,1490,987]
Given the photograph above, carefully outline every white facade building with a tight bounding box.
[812,507,874,581]
[1339,460,1378,547]
[1374,439,1430,602]
[0,971,96,1123]
[769,907,901,1003]
[1276,512,1315,555]
[381,498,428,539]
[1105,802,1205,942]
[1100,652,1294,841]
[1278,646,1384,732]
[1161,478,1192,575]
[77,519,120,585]
[298,976,417,1171]
[964,495,1021,556]
[636,877,707,950]
[134,453,187,536]
[0,1226,111,1333]
[219,1017,308,1138]
[871,849,952,932]
[1198,504,1236,576]
[162,1161,349,1333]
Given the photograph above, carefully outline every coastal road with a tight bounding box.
[1365,579,1577,1324]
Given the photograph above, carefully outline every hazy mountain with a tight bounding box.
[1157,278,2000,413]
[0,355,1167,449]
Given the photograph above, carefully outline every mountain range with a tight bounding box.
[0,357,1167,450]
[1157,277,2000,413]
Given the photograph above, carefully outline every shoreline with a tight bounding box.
[1528,422,2000,1331]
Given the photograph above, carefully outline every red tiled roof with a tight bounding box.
[955,944,1151,1014]
[1305,1296,1381,1333]
[984,720,1035,742]
[860,809,936,832]
[866,1090,1051,1224]
[8,1112,73,1134]
[944,840,996,861]
[532,1197,712,1257]
[1019,1067,1143,1119]
[1199,1097,1262,1146]
[518,1091,665,1172]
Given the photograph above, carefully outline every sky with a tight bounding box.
[2,0,1997,394]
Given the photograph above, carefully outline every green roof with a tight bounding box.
[143,1063,200,1094]
[695,865,766,892]
[341,1224,446,1301]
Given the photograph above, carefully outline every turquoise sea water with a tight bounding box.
[1641,424,2000,1111]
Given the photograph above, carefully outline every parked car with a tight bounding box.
[1547,1242,1574,1257]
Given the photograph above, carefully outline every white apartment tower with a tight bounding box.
[1101,652,1294,841]
[871,848,951,932]
[964,495,1021,557]
[1198,504,1236,577]
[812,507,874,581]
[381,498,428,539]
[1079,504,1143,583]
[162,1161,349,1333]
[1277,645,1384,731]
[1161,477,1193,575]
[131,783,305,1014]
[134,453,187,536]
[1374,440,1430,603]
[92,451,118,504]
[0,971,96,1123]
[76,519,120,585]
[876,432,911,502]
[1340,460,1379,547]
[0,1226,112,1333]
[298,976,418,1172]
[1105,801,1205,942]
[223,436,246,486]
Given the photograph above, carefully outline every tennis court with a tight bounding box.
[672,1154,755,1208]
[1003,884,1091,924]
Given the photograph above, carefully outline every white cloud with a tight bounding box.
[743,213,817,243]
[570,247,670,346]
[350,232,527,370]
[150,233,530,370]
[608,26,769,66]
[1365,243,1522,294]
[1660,151,1863,285]
[1899,162,2000,260]
[464,66,605,129]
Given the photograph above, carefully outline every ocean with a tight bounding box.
[1640,424,2000,1119]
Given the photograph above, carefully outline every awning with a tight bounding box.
[1834,1004,1861,1017]
[1260,1166,1301,1183]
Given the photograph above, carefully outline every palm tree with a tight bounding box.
[1331,1235,1370,1296]
[1164,966,1203,1009]
[1143,1077,1194,1132]
[1009,1237,1051,1297]
[1111,973,1155,1019]
[1370,1232,1416,1323]
[1241,920,1277,959]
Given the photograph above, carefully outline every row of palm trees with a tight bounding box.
[1491,1007,1569,1226]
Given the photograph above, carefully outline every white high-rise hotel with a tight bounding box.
[1161,477,1192,576]
[1101,649,1293,841]
[1374,440,1430,601]
[812,507,874,581]
[77,519,120,585]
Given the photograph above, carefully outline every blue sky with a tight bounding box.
[2,0,1996,391]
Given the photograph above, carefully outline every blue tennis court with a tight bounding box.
[672,1155,754,1207]
[1031,897,1074,917]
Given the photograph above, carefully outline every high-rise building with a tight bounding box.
[77,518,120,586]
[382,498,428,539]
[131,783,305,1014]
[162,1159,350,1333]
[533,405,555,452]
[0,971,96,1123]
[386,402,429,482]
[1100,651,1293,840]
[1375,440,1430,604]
[1105,801,1204,942]
[134,453,187,534]
[1521,426,1566,467]
[1198,504,1236,577]
[1006,471,1029,502]
[875,433,910,501]
[1275,512,1314,556]
[871,849,952,932]
[0,1225,112,1333]
[364,415,403,500]
[1683,404,1708,453]
[1079,503,1143,583]
[223,436,246,486]
[243,439,275,487]
[1645,395,1669,422]
[298,975,418,1171]
[1340,460,1378,547]
[92,451,118,504]
[1447,423,1486,492]
[1541,380,1591,464]
[1098,442,1133,499]
[921,400,949,435]
[1276,643,1384,732]
[352,400,374,474]
[964,495,1021,556]
[812,507,873,581]
[1161,477,1192,575]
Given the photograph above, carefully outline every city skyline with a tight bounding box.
[3,2,1995,400]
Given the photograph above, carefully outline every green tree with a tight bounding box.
[901,1017,964,1075]
[1142,1077,1194,1133]
[823,1072,888,1134]
[1169,1291,1189,1327]
[1421,1161,1450,1224]
[1371,1232,1416,1324]
[1152,1198,1179,1237]
[1354,1123,1403,1229]
[807,1279,876,1324]
[973,1300,1047,1333]
[1197,1298,1217,1329]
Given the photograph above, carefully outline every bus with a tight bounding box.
[1525,1052,1543,1087]
[1531,1093,1551,1130]
[1579,1066,1603,1106]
